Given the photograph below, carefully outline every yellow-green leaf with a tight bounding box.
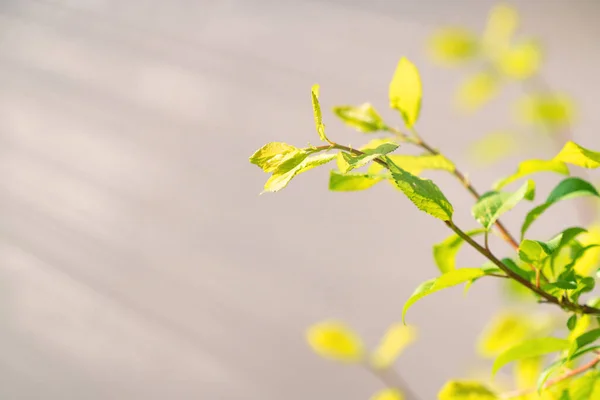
[433,229,486,273]
[388,159,454,221]
[263,153,336,193]
[402,268,486,323]
[494,159,569,190]
[472,180,535,230]
[492,337,570,376]
[569,371,600,400]
[370,324,417,370]
[483,3,519,53]
[477,313,533,358]
[339,143,399,173]
[573,225,600,276]
[457,71,499,111]
[369,154,455,176]
[468,132,520,167]
[332,103,386,133]
[554,141,600,169]
[389,57,422,128]
[498,39,542,79]
[371,388,404,400]
[428,28,479,65]
[306,321,365,363]
[438,380,498,400]
[249,142,303,173]
[311,84,328,142]
[517,94,575,129]
[515,357,542,389]
[519,239,551,264]
[329,170,385,191]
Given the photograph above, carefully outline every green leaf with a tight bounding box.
[515,357,543,390]
[402,268,486,323]
[306,321,365,363]
[494,159,569,190]
[438,381,498,400]
[332,103,386,133]
[388,159,454,221]
[483,3,519,52]
[311,84,328,142]
[498,39,542,79]
[263,153,336,193]
[518,239,551,264]
[433,229,486,273]
[249,142,304,173]
[516,93,576,130]
[329,171,385,191]
[554,141,600,169]
[457,71,499,111]
[545,227,588,255]
[389,57,422,128]
[428,28,479,66]
[569,371,600,400]
[370,388,404,400]
[570,329,600,355]
[339,143,399,173]
[477,312,534,358]
[567,315,578,331]
[521,177,600,238]
[472,180,535,230]
[370,324,417,370]
[492,337,570,376]
[368,154,455,176]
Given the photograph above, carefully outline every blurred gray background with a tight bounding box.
[1,0,599,399]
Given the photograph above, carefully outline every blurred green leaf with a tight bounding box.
[494,159,569,190]
[370,324,417,370]
[371,388,404,400]
[554,141,600,169]
[472,180,535,230]
[389,57,422,128]
[438,381,498,400]
[306,321,365,363]
[457,71,499,111]
[388,159,454,221]
[477,312,534,358]
[498,39,542,79]
[468,131,520,167]
[567,315,578,331]
[428,28,479,65]
[433,229,486,273]
[517,94,576,130]
[369,153,455,176]
[402,268,486,323]
[329,171,385,191]
[519,239,551,264]
[332,103,386,133]
[311,84,328,142]
[483,3,519,53]
[515,357,543,390]
[569,329,600,358]
[521,177,600,238]
[492,337,570,376]
[250,142,304,173]
[569,371,600,400]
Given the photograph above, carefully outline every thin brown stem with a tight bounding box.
[366,365,421,400]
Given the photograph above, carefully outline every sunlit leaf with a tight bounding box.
[371,388,404,400]
[521,177,600,238]
[369,153,455,176]
[517,94,576,130]
[329,170,385,191]
[498,39,542,79]
[518,239,551,264]
[339,143,399,173]
[477,313,533,358]
[433,229,486,273]
[573,225,600,276]
[389,57,422,128]
[263,153,336,193]
[306,321,365,362]
[457,71,499,111]
[515,357,542,389]
[492,337,570,376]
[494,159,569,190]
[569,329,600,358]
[569,371,600,400]
[250,142,304,173]
[311,84,329,142]
[554,141,600,169]
[438,380,498,400]
[388,159,454,221]
[428,28,479,65]
[472,180,535,230]
[332,103,386,133]
[370,324,417,369]
[468,132,520,167]
[402,268,486,323]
